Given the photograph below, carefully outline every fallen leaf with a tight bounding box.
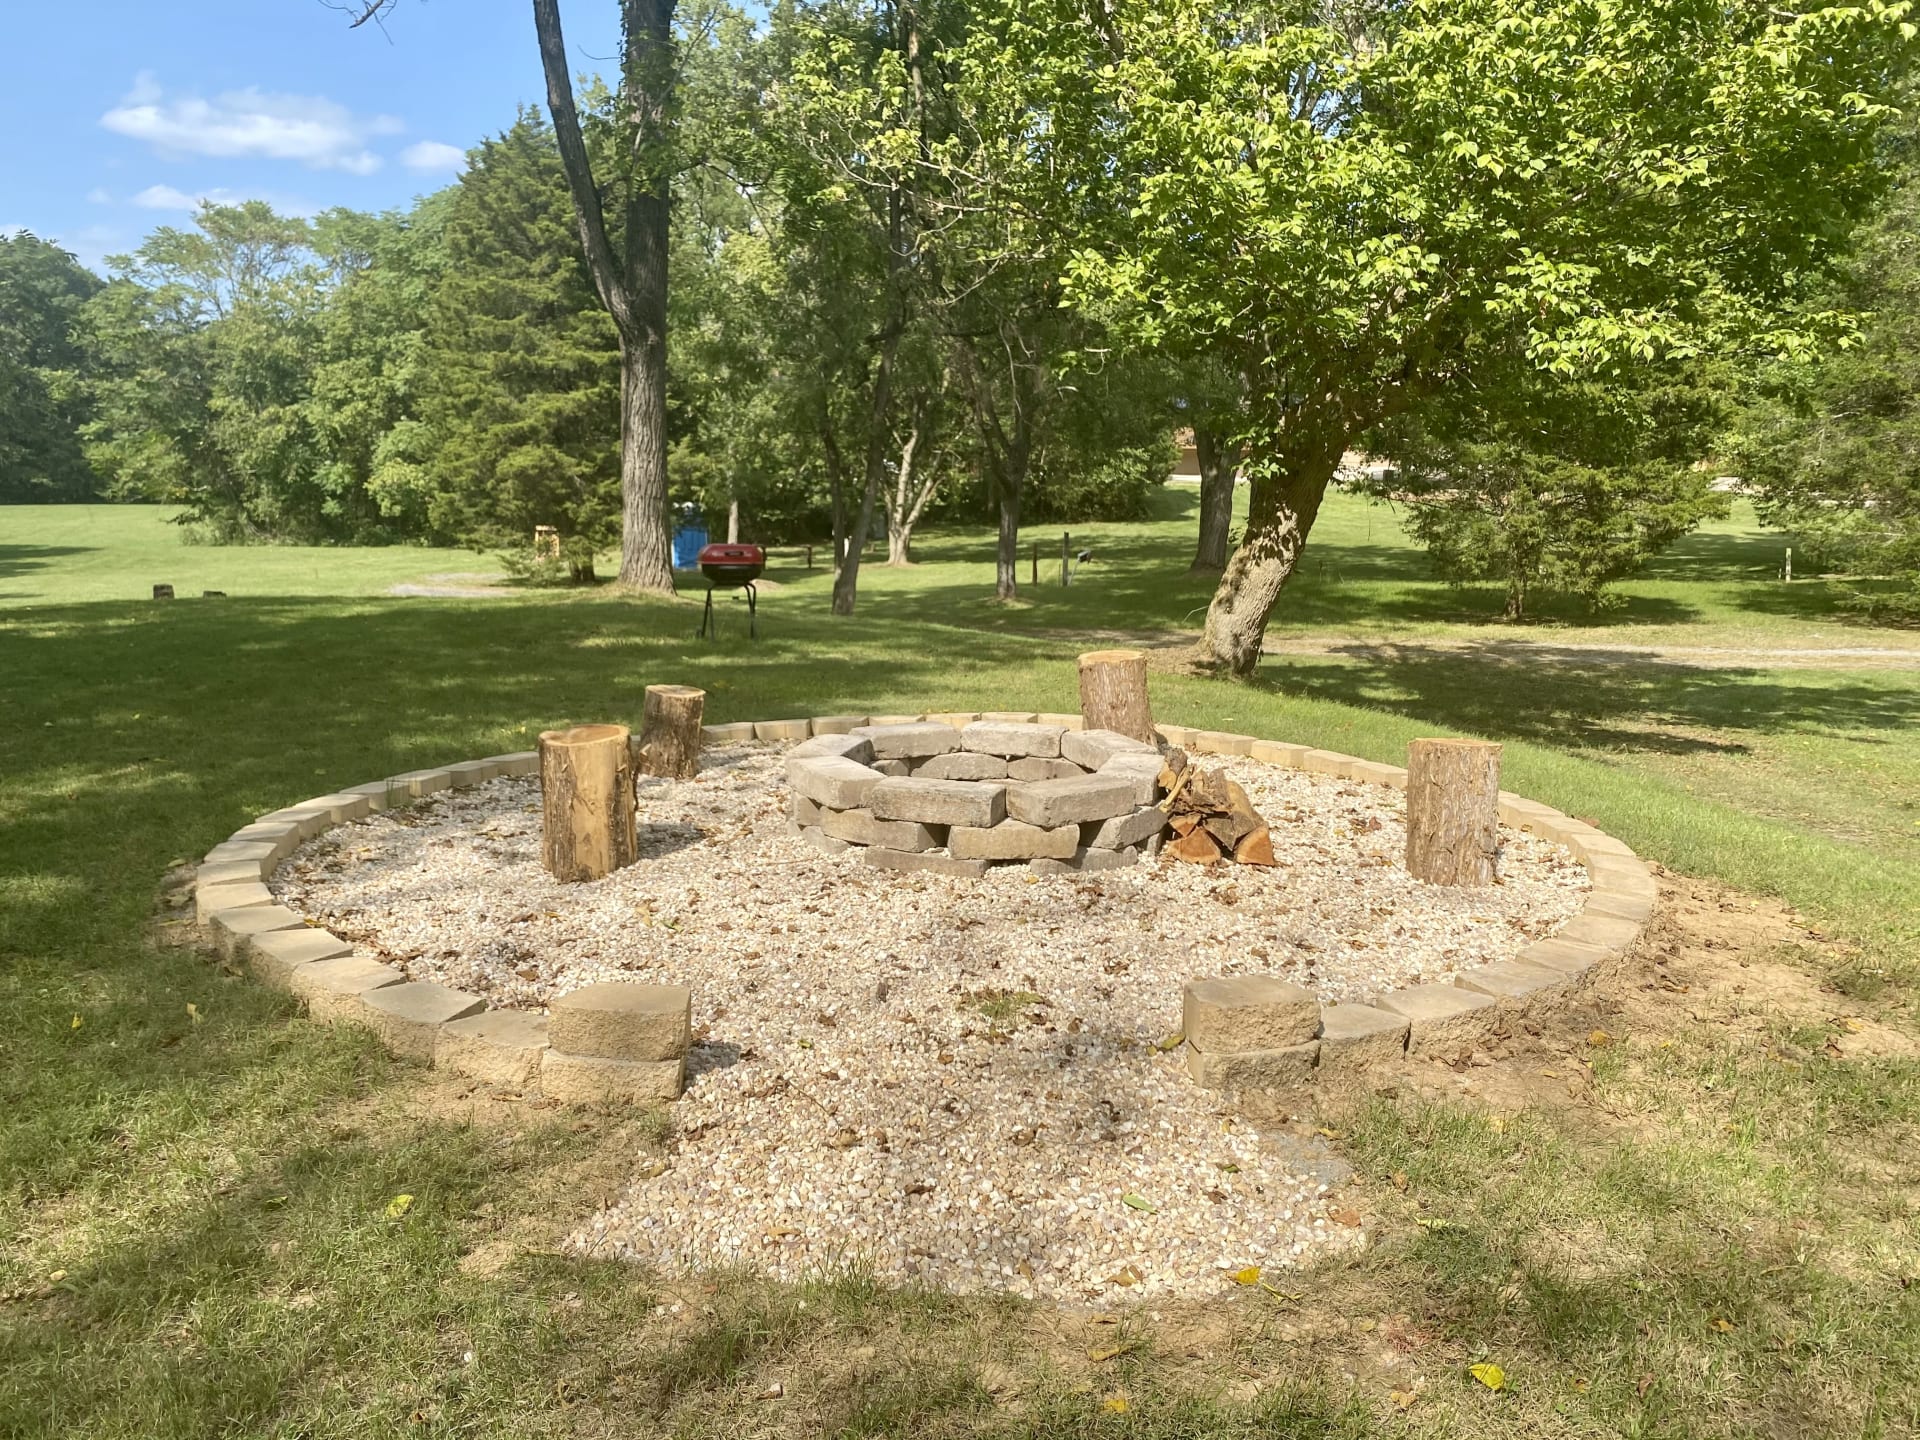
[1468,1362,1506,1392]
[1107,1266,1141,1287]
[1841,1016,1866,1034]
[1570,1377,1590,1393]
[755,1382,784,1400]
[1330,1207,1363,1227]
[1315,1127,1345,1140]
[1636,1372,1655,1398]
[1390,1171,1408,1191]
[1416,1216,1454,1232]
[186,1002,201,1024]
[1153,1032,1184,1052]
[765,1225,801,1240]
[1588,1029,1612,1048]
[1121,1193,1155,1213]
[1087,1342,1135,1362]
[1232,1266,1261,1285]
[1100,1393,1130,1414]
[385,1194,415,1221]
[1215,1161,1241,1173]
[70,1015,82,1031]
[1390,1388,1418,1410]
[1712,1317,1735,1333]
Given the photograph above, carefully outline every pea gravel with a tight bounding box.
[276,742,1588,1301]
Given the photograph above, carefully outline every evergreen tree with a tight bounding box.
[419,111,622,577]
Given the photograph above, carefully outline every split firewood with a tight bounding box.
[1233,825,1277,867]
[1158,757,1279,867]
[1166,827,1224,864]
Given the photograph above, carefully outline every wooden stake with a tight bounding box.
[1405,738,1502,886]
[538,723,638,882]
[1078,648,1155,743]
[637,684,705,780]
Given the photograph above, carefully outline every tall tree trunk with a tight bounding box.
[818,394,849,571]
[533,0,675,595]
[994,479,1020,600]
[617,326,673,590]
[831,320,900,614]
[1189,424,1234,573]
[885,419,933,565]
[1198,419,1349,676]
[727,497,739,543]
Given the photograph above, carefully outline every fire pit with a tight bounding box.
[696,542,765,641]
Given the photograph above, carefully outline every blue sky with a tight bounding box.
[0,0,621,272]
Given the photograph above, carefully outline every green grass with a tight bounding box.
[0,504,508,605]
[3,495,1919,1436]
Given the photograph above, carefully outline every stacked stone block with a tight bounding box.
[542,982,691,1102]
[785,720,1167,875]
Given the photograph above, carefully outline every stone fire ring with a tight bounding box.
[188,711,1656,1102]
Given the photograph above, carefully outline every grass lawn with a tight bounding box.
[2,498,1918,1437]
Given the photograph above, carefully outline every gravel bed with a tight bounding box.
[276,742,1587,1302]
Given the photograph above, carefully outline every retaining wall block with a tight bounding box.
[436,1011,551,1088]
[754,719,813,743]
[541,1050,685,1104]
[862,847,989,879]
[246,927,355,989]
[211,905,307,961]
[1183,975,1321,1053]
[1185,1040,1320,1090]
[549,982,692,1063]
[289,955,406,1023]
[358,981,487,1061]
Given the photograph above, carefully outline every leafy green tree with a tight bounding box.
[1370,372,1726,617]
[0,232,102,503]
[1731,121,1920,615]
[304,203,451,541]
[1058,0,1913,672]
[418,112,622,577]
[79,202,331,540]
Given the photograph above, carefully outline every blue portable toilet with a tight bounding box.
[671,514,708,570]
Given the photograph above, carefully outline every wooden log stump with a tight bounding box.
[1405,738,1502,886]
[538,724,638,882]
[636,684,706,780]
[1078,648,1154,743]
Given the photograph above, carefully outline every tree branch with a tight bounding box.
[531,0,635,334]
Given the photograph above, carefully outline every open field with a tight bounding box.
[3,498,1918,1437]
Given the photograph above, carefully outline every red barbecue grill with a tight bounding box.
[696,542,766,640]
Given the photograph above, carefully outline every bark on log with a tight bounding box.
[1405,738,1502,887]
[1078,649,1154,743]
[539,723,638,882]
[637,684,705,780]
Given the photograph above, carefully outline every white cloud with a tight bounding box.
[130,184,317,218]
[399,140,466,174]
[101,71,402,174]
[87,188,113,205]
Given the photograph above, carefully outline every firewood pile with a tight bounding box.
[1157,750,1277,866]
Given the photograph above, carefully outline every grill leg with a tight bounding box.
[746,582,758,640]
[699,587,716,640]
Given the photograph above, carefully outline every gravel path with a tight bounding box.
[277,743,1587,1302]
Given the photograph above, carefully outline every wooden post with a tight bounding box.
[538,724,638,882]
[1404,738,1502,887]
[1078,649,1155,743]
[1061,531,1070,586]
[1031,542,1038,586]
[637,684,705,780]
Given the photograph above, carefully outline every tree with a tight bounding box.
[417,113,623,575]
[531,0,678,593]
[1730,114,1920,616]
[304,203,451,540]
[1369,372,1726,617]
[79,202,331,540]
[0,233,102,503]
[1060,0,1914,673]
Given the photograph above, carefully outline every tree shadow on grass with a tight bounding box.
[0,542,97,592]
[1254,642,1920,755]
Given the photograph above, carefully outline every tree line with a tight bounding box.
[3,0,1915,663]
